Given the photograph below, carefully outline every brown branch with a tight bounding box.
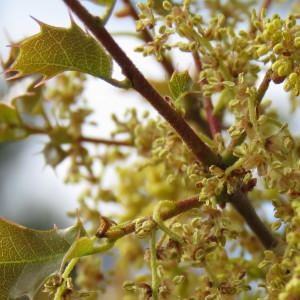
[257,69,272,103]
[78,136,133,147]
[229,190,278,249]
[193,52,222,140]
[63,0,222,168]
[24,125,133,147]
[98,195,202,241]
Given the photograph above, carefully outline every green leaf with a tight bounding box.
[0,102,29,141]
[0,218,87,300]
[5,17,112,86]
[168,69,192,100]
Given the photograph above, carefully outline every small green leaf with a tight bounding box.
[0,218,87,300]
[5,17,112,86]
[168,69,192,100]
[0,102,29,141]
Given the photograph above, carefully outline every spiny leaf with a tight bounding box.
[0,218,87,300]
[168,69,192,100]
[5,17,112,86]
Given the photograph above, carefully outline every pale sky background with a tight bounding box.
[0,0,298,229]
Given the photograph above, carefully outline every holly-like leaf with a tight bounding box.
[0,218,87,300]
[168,69,192,100]
[0,102,29,141]
[4,17,112,86]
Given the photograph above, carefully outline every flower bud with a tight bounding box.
[256,45,269,57]
[162,0,172,10]
[271,220,282,231]
[273,43,284,54]
[122,280,137,292]
[294,37,300,48]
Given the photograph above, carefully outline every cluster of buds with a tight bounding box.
[253,12,300,95]
[283,70,300,96]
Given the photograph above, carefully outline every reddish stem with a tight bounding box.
[193,52,222,140]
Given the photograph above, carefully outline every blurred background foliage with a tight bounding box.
[1,1,300,299]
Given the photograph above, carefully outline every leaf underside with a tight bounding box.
[0,218,86,300]
[4,17,112,86]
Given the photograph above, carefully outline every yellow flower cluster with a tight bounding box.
[253,12,300,95]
